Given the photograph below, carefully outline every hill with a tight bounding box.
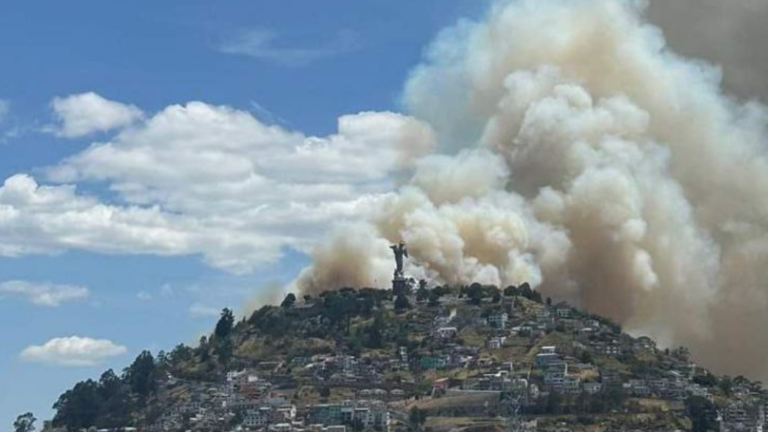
[43,284,767,432]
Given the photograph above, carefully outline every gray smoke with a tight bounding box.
[648,0,768,103]
[295,0,768,380]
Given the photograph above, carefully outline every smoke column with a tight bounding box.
[295,0,768,380]
[648,0,768,103]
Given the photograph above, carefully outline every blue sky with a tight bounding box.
[0,0,487,426]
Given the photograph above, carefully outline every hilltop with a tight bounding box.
[44,284,767,432]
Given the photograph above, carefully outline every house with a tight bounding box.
[486,336,506,349]
[634,336,657,352]
[273,405,297,423]
[244,408,271,429]
[518,322,544,338]
[564,376,582,395]
[722,402,751,424]
[433,378,450,393]
[389,389,405,399]
[308,426,346,432]
[576,327,595,341]
[648,378,669,396]
[535,308,552,320]
[593,340,623,357]
[312,404,343,424]
[398,346,409,364]
[586,319,601,329]
[535,346,559,367]
[421,356,447,369]
[626,379,650,397]
[600,369,622,387]
[436,327,458,339]
[488,312,509,329]
[270,423,292,432]
[544,361,569,391]
[583,382,602,394]
[240,376,272,400]
[332,401,390,431]
[554,303,572,319]
[686,383,710,399]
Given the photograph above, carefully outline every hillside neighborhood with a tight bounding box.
[39,283,768,432]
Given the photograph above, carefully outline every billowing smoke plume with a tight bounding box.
[295,0,768,380]
[648,0,768,102]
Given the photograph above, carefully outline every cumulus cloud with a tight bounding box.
[219,29,360,66]
[0,280,89,307]
[0,99,435,273]
[295,0,768,381]
[50,92,143,138]
[20,336,127,366]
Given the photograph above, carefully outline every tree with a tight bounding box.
[351,418,365,432]
[14,413,36,432]
[123,350,157,400]
[719,375,733,395]
[214,308,235,339]
[686,396,718,432]
[408,407,427,431]
[488,286,501,301]
[395,294,411,312]
[428,292,440,307]
[693,372,718,388]
[518,283,533,299]
[281,293,297,309]
[531,290,543,303]
[416,285,429,302]
[168,343,193,365]
[216,337,234,364]
[467,283,484,305]
[198,336,211,362]
[432,285,448,297]
[95,370,130,428]
[492,292,501,303]
[504,285,518,297]
[52,380,102,430]
[363,313,385,348]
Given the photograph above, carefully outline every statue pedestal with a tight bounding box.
[392,275,409,296]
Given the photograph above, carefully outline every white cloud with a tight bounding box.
[20,336,127,366]
[136,291,152,301]
[50,92,143,138]
[0,100,437,273]
[0,280,89,307]
[219,29,360,66]
[0,173,206,260]
[189,303,221,318]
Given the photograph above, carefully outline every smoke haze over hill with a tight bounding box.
[295,0,768,380]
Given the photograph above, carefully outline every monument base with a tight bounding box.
[392,276,409,296]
